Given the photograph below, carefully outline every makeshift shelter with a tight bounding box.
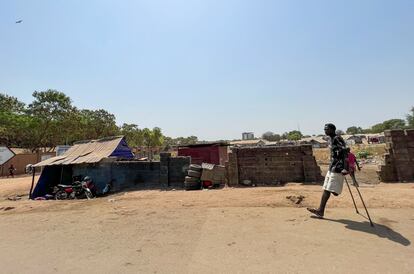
[178,142,229,165]
[31,136,134,199]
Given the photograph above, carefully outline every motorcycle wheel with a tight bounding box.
[69,192,77,199]
[55,191,68,200]
[85,189,93,200]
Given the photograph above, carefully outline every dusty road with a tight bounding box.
[0,170,413,274]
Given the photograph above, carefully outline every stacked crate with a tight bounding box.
[378,129,414,182]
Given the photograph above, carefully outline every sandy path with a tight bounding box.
[0,172,413,273]
[0,206,412,274]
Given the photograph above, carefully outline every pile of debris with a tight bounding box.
[184,163,227,191]
[378,129,414,182]
[200,163,226,188]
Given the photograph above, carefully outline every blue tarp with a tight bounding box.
[110,138,134,159]
[31,166,61,198]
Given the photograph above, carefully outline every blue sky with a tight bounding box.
[1,0,413,140]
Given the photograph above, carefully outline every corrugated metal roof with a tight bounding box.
[33,136,127,167]
[9,148,30,154]
[300,137,328,144]
[230,139,268,146]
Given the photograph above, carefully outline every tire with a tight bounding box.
[189,164,202,172]
[85,189,94,200]
[55,190,67,200]
[185,176,200,183]
[184,181,202,190]
[187,170,201,178]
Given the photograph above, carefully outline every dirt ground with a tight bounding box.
[0,165,413,274]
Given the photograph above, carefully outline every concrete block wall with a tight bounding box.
[227,145,323,186]
[378,129,414,182]
[73,161,161,191]
[168,156,191,188]
[160,153,191,189]
[72,154,190,192]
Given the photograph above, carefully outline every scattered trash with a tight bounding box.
[203,181,213,188]
[286,195,305,205]
[108,199,116,203]
[7,196,22,201]
[267,180,285,186]
[241,180,252,186]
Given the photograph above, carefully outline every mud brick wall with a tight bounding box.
[1,152,55,176]
[227,145,323,186]
[378,129,414,182]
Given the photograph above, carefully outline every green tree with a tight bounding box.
[0,93,26,113]
[262,131,281,142]
[169,136,199,146]
[0,91,169,153]
[346,126,363,135]
[407,107,414,129]
[26,90,74,151]
[0,111,36,147]
[287,130,303,141]
[142,127,165,160]
[152,127,164,147]
[0,93,31,146]
[371,119,406,133]
[120,123,144,147]
[76,109,119,140]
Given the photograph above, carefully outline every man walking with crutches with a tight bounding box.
[307,124,375,226]
[307,123,348,218]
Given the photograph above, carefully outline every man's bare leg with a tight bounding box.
[307,190,331,218]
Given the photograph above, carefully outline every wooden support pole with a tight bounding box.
[29,168,36,199]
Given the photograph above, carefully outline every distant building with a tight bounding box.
[341,135,364,146]
[242,132,254,140]
[364,133,385,144]
[0,148,55,176]
[299,137,329,148]
[265,140,297,146]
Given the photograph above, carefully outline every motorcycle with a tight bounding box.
[54,176,96,200]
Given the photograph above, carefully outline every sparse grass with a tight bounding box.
[313,144,386,164]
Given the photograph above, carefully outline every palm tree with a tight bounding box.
[142,127,164,160]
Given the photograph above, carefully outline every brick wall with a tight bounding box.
[378,129,414,182]
[227,145,323,186]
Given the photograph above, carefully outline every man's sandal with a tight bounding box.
[307,208,324,218]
